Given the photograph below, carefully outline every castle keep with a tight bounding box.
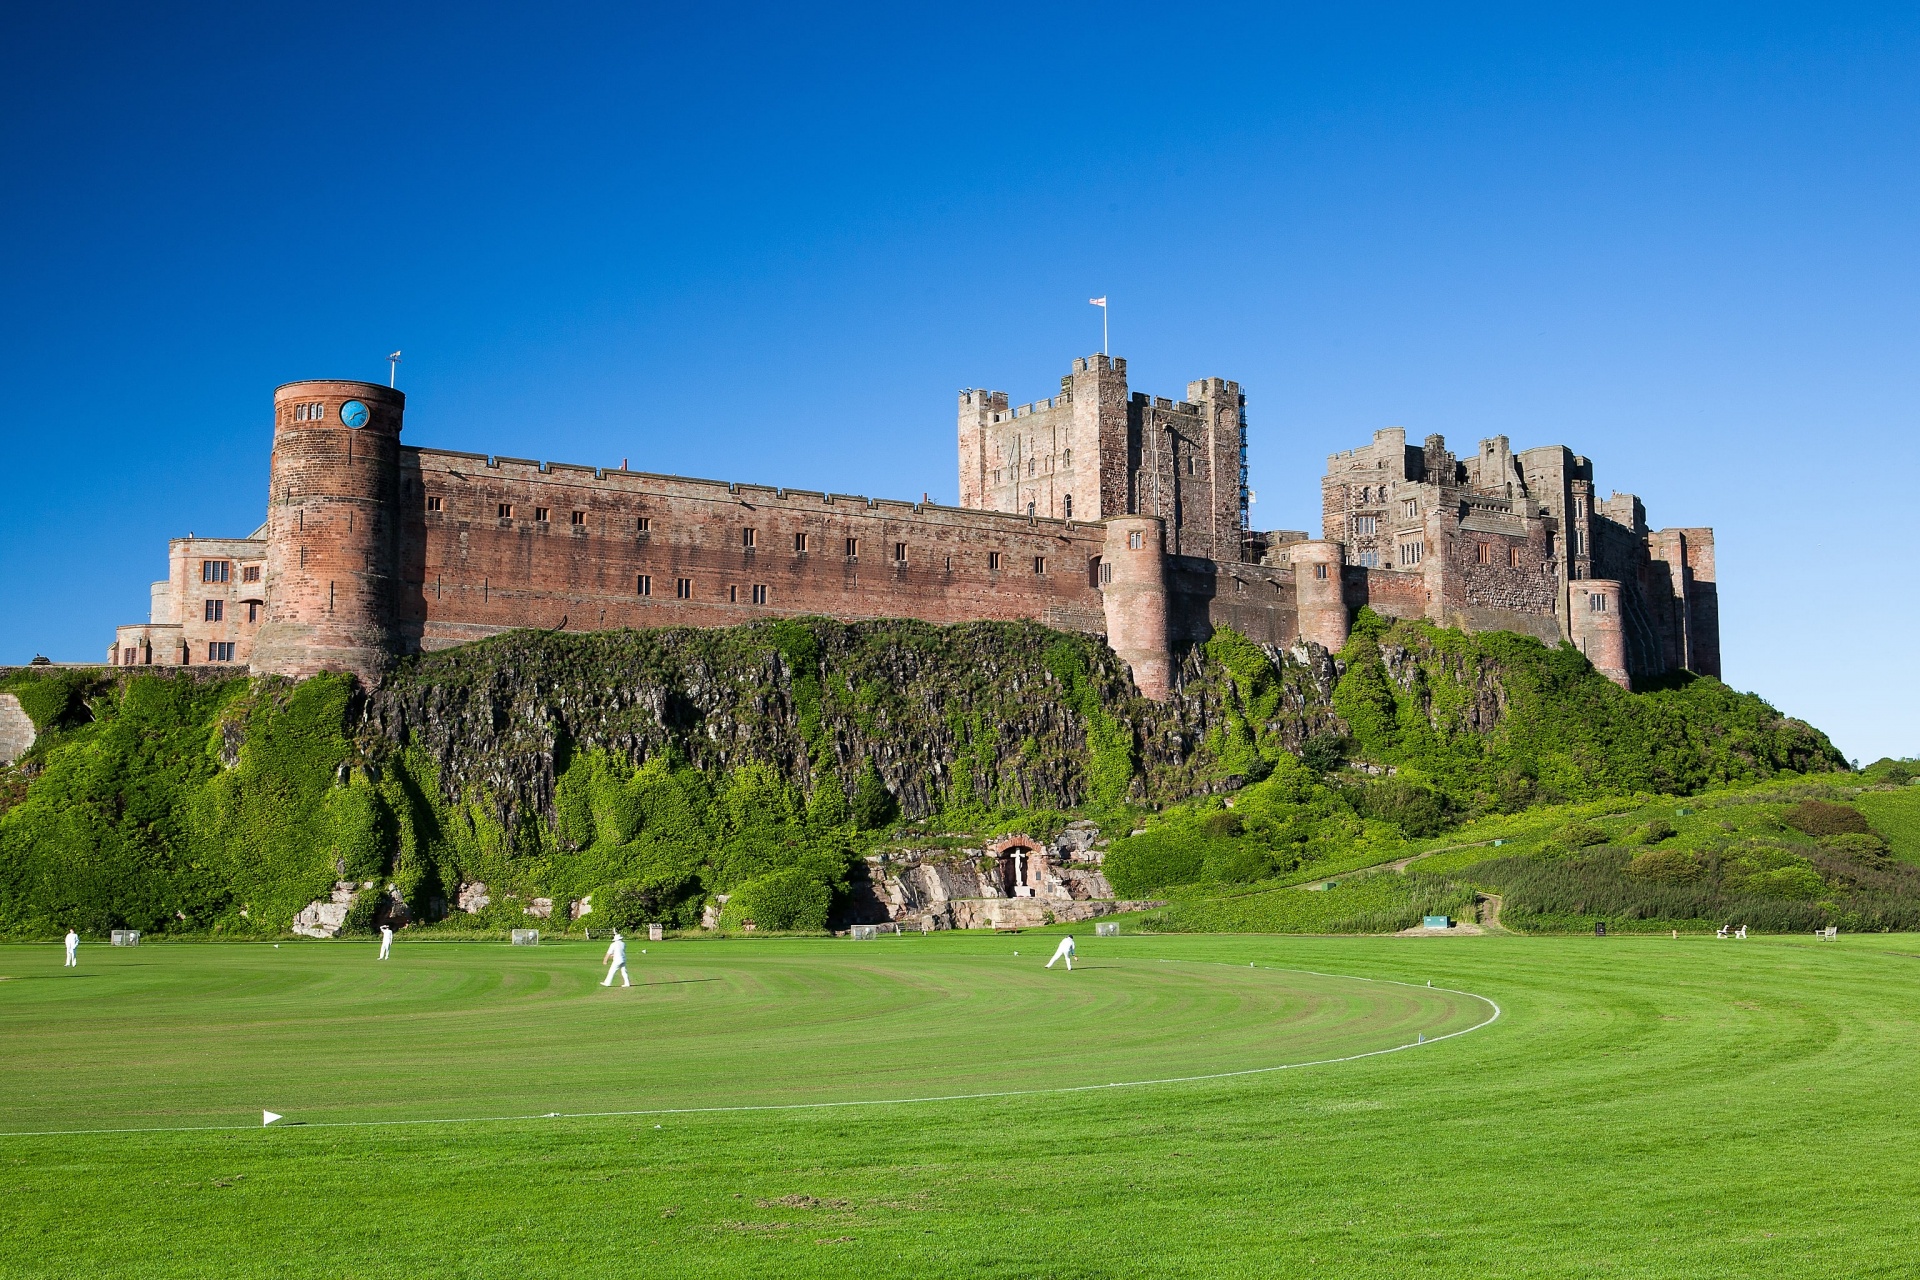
[110,355,1719,695]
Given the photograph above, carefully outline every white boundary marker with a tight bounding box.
[0,960,1500,1140]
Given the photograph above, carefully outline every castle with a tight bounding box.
[108,354,1719,697]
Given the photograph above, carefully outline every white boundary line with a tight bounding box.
[0,960,1501,1140]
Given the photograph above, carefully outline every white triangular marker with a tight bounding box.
[262,1110,283,1126]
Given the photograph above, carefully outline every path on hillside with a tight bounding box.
[1478,892,1511,934]
[1295,838,1499,891]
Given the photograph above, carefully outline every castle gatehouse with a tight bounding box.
[109,354,1718,695]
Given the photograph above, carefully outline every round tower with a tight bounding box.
[1290,540,1351,651]
[1100,515,1172,700]
[251,380,406,682]
[1569,580,1629,689]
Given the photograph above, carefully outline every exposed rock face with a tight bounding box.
[0,695,32,766]
[839,820,1159,931]
[293,881,358,938]
[524,897,554,919]
[457,882,490,913]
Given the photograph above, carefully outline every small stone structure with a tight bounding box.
[841,820,1161,931]
[0,694,33,766]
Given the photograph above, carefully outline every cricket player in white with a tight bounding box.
[63,929,78,967]
[1046,934,1076,970]
[602,930,631,987]
[378,925,393,959]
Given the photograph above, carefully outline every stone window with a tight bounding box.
[570,510,586,526]
[498,503,513,519]
[636,516,651,533]
[242,565,260,582]
[752,584,768,605]
[427,496,443,512]
[793,532,808,553]
[534,507,551,523]
[291,402,325,422]
[204,599,224,622]
[1128,530,1143,550]
[247,602,259,623]
[1033,555,1047,575]
[1098,560,1112,585]
[894,542,907,563]
[1589,591,1608,612]
[637,574,651,597]
[1026,502,1035,517]
[1574,498,1588,518]
[1062,450,1072,465]
[1028,459,1036,476]
[1477,542,1492,565]
[1397,540,1423,567]
[1314,563,1329,580]
[1509,545,1522,568]
[201,560,230,583]
[988,552,1001,570]
[676,578,692,599]
[1353,516,1377,536]
[1358,549,1380,568]
[1064,494,1073,519]
[742,527,756,549]
[208,642,234,662]
[1402,499,1418,518]
[845,537,858,559]
[1571,529,1586,556]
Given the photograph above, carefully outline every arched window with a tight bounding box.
[1026,501,1035,517]
[1063,494,1073,519]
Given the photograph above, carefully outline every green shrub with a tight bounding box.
[1782,800,1871,838]
[1637,820,1676,845]
[720,867,832,931]
[1348,777,1451,838]
[1627,849,1703,884]
[1104,827,1209,896]
[1557,824,1610,849]
[851,759,897,831]
[1818,832,1889,861]
[1298,732,1347,774]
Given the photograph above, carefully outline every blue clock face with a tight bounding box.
[340,400,370,429]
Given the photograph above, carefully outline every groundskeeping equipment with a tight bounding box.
[110,929,141,946]
[1095,921,1119,937]
[511,929,540,946]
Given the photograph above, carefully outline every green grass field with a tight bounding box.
[3,930,1918,1277]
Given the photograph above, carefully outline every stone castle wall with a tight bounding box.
[106,353,1721,697]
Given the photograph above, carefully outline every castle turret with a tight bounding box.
[251,380,405,682]
[1570,580,1629,688]
[1100,515,1171,700]
[1290,540,1350,651]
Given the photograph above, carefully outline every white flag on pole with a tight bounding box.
[262,1110,283,1126]
[1088,296,1106,306]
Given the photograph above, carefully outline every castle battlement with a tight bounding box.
[111,352,1720,699]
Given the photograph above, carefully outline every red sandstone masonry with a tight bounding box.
[111,354,1719,697]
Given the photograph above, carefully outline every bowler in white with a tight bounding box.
[1046,934,1076,970]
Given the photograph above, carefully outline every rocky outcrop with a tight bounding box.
[293,881,359,938]
[0,694,33,766]
[838,820,1159,931]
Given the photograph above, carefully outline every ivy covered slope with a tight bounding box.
[1103,609,1845,920]
[0,610,1845,938]
[0,620,1222,938]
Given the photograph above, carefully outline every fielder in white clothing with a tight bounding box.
[378,925,393,959]
[63,929,78,967]
[1046,935,1076,970]
[602,931,631,987]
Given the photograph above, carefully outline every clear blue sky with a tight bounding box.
[2,4,1914,761]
